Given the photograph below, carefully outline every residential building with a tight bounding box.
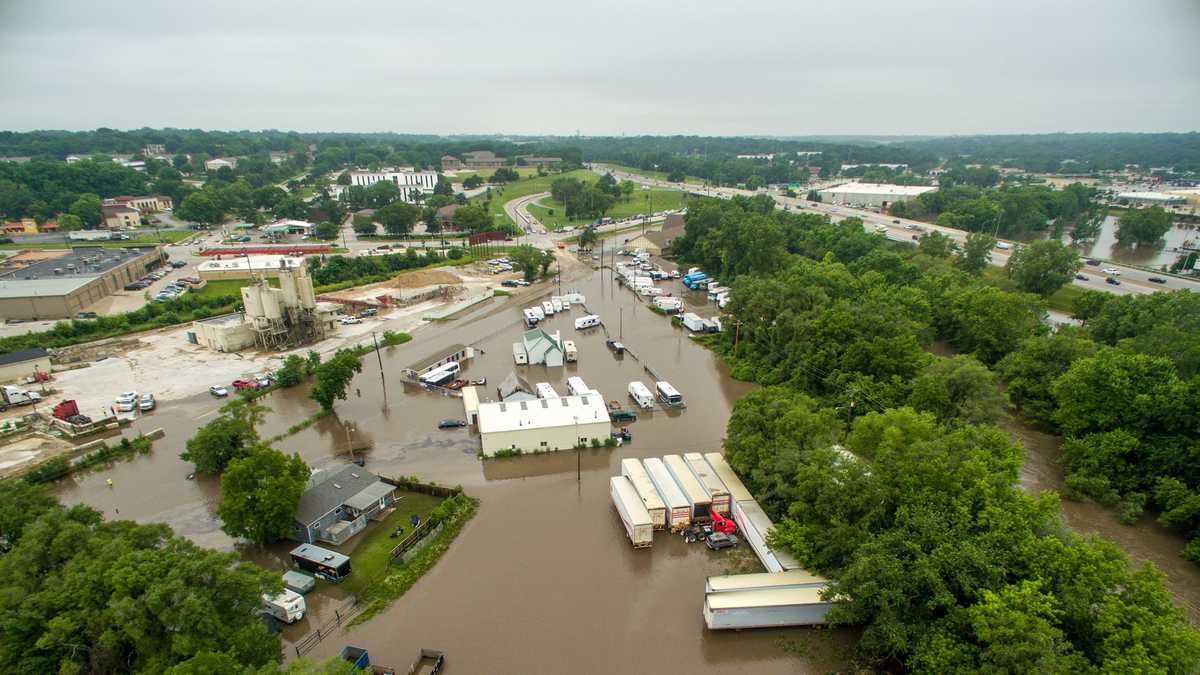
[496,371,536,402]
[460,150,506,169]
[441,155,464,171]
[105,195,173,212]
[142,144,166,157]
[513,328,565,367]
[346,168,438,203]
[102,204,140,229]
[3,219,40,235]
[520,156,562,167]
[0,347,51,383]
[477,393,612,456]
[435,204,461,228]
[292,465,398,545]
[624,213,685,256]
[269,151,289,164]
[0,246,166,320]
[817,182,936,209]
[205,157,237,171]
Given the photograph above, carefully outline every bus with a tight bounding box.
[419,361,460,386]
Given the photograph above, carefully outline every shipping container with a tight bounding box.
[703,587,833,630]
[734,499,803,574]
[620,458,667,529]
[610,476,653,548]
[628,381,654,409]
[664,454,712,521]
[643,458,691,531]
[683,452,731,515]
[703,452,754,504]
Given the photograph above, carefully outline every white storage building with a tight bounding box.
[818,182,936,209]
[477,393,611,456]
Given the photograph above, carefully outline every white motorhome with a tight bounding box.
[620,458,667,529]
[575,314,600,330]
[563,340,578,363]
[643,457,691,531]
[529,305,545,321]
[522,308,540,327]
[535,382,559,399]
[551,298,563,313]
[541,301,555,315]
[566,376,590,396]
[262,589,307,624]
[653,296,683,313]
[628,381,654,409]
[610,476,653,548]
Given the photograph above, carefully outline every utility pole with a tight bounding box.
[372,331,386,395]
[574,416,581,482]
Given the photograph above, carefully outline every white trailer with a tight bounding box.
[419,361,460,386]
[530,305,545,321]
[541,301,555,315]
[620,458,667,530]
[512,342,528,365]
[575,314,600,330]
[703,453,754,504]
[734,499,803,574]
[261,589,307,624]
[628,381,654,409]
[684,452,731,515]
[610,476,653,548]
[522,308,540,327]
[703,587,832,630]
[664,454,712,522]
[705,569,830,594]
[566,376,590,396]
[535,382,559,399]
[643,458,691,531]
[551,298,563,313]
[653,296,683,313]
[681,312,706,332]
[563,340,578,363]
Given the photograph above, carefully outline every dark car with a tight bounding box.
[1148,276,1167,284]
[123,283,143,291]
[1074,274,1089,281]
[170,260,187,268]
[501,280,519,288]
[705,533,739,550]
[1086,259,1100,266]
[358,308,378,317]
[892,219,900,224]
[1106,277,1120,286]
[75,311,98,319]
[437,419,466,429]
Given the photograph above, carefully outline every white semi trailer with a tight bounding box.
[620,458,667,530]
[643,458,691,531]
[610,476,653,549]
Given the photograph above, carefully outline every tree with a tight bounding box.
[578,226,598,249]
[0,504,281,673]
[312,221,339,240]
[309,350,363,411]
[489,167,519,184]
[957,232,996,275]
[452,204,489,232]
[510,245,546,282]
[377,201,417,236]
[1051,348,1189,438]
[55,212,83,231]
[462,174,483,189]
[273,194,308,220]
[335,170,351,185]
[995,331,1097,425]
[433,174,454,195]
[0,480,57,545]
[180,400,262,474]
[942,284,1047,364]
[253,185,287,210]
[351,214,376,236]
[218,445,310,544]
[668,170,686,183]
[1117,206,1173,244]
[70,192,103,227]
[366,180,401,208]
[917,231,956,258]
[1005,239,1080,296]
[275,353,307,387]
[909,355,1007,425]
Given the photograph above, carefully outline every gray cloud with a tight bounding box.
[1,0,1197,134]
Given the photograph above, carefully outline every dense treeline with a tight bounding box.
[892,182,1098,238]
[674,198,1200,670]
[304,249,452,287]
[896,132,1200,174]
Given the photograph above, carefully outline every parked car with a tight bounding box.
[358,308,378,317]
[115,391,138,405]
[1074,274,1089,281]
[170,260,187,268]
[339,317,363,325]
[515,280,530,286]
[209,385,229,397]
[1102,267,1121,276]
[437,419,466,429]
[1148,276,1167,284]
[232,379,258,390]
[1106,277,1121,286]
[501,280,519,288]
[75,311,98,319]
[892,219,900,224]
[139,393,155,411]
[1086,259,1100,266]
[705,533,739,550]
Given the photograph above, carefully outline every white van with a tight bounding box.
[628,381,655,409]
[575,314,600,330]
[995,241,1012,250]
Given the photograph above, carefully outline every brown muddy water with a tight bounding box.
[1059,215,1199,268]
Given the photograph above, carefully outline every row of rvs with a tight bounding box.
[627,380,684,409]
[521,293,586,328]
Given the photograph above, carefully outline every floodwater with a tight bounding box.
[53,263,855,673]
[1061,215,1200,267]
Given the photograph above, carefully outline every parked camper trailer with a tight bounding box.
[575,314,600,330]
[655,381,684,408]
[529,306,545,321]
[653,296,683,313]
[566,376,590,396]
[535,382,559,399]
[643,458,691,531]
[707,285,725,300]
[262,589,307,624]
[681,313,707,332]
[554,294,572,309]
[419,361,460,386]
[522,308,540,327]
[551,298,563,313]
[734,499,803,574]
[684,452,731,515]
[620,458,667,529]
[703,587,833,630]
[703,452,754,504]
[541,301,555,315]
[610,476,654,548]
[628,381,655,409]
[664,454,713,521]
[512,343,528,365]
[563,340,578,363]
[290,544,352,581]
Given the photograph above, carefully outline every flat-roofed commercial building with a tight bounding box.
[818,182,936,209]
[477,393,611,456]
[1117,191,1187,206]
[347,169,437,202]
[0,246,166,320]
[197,255,304,281]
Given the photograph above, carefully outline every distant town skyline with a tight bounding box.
[1,0,1197,135]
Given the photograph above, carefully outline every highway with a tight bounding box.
[591,164,1200,298]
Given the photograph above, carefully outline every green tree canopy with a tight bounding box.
[957,231,996,275]
[377,201,417,236]
[69,192,103,227]
[1005,239,1080,296]
[908,355,1007,425]
[218,445,310,545]
[1116,206,1173,244]
[309,350,363,411]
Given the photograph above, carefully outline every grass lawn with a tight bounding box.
[471,169,595,229]
[449,167,540,183]
[342,491,447,597]
[192,278,273,300]
[526,187,687,229]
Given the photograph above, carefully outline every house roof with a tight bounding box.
[497,370,533,400]
[477,394,611,434]
[522,328,561,351]
[294,465,384,525]
[342,480,396,512]
[0,347,48,366]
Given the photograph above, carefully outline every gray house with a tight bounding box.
[292,465,397,545]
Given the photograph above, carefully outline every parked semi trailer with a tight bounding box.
[733,499,804,574]
[620,458,667,529]
[610,476,653,548]
[703,586,833,630]
[663,454,712,522]
[705,569,829,594]
[643,458,691,531]
[683,452,731,515]
[702,452,754,504]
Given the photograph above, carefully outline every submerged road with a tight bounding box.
[591,164,1200,298]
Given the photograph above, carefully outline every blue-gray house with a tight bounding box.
[292,465,397,545]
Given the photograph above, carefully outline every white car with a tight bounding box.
[115,391,138,405]
[139,393,155,411]
[209,385,229,397]
[339,317,363,325]
[1102,267,1121,276]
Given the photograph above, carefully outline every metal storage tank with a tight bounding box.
[241,284,265,318]
[260,287,284,319]
[278,267,300,307]
[298,267,317,308]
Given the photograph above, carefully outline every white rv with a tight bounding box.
[563,340,578,363]
[262,590,307,624]
[541,301,555,315]
[535,382,559,399]
[628,381,654,409]
[575,314,600,330]
[522,308,540,327]
[566,376,590,396]
[655,381,683,408]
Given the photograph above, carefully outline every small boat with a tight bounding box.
[445,379,467,390]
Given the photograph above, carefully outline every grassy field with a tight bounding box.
[526,187,687,229]
[0,230,194,250]
[191,278,277,300]
[448,167,541,183]
[342,491,447,597]
[472,169,595,229]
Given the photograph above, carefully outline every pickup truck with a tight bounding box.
[0,385,41,412]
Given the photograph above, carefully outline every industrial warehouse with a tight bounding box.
[0,246,166,319]
[817,182,937,208]
[476,392,611,456]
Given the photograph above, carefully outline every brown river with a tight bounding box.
[50,254,1200,672]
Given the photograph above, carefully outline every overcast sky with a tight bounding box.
[1,0,1197,136]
